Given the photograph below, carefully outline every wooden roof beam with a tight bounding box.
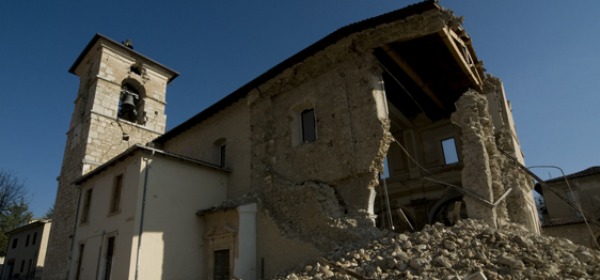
[439,27,484,90]
[381,45,447,112]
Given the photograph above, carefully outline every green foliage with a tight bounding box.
[0,170,33,256]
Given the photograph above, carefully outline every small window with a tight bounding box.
[301,109,316,143]
[213,249,230,280]
[25,234,30,247]
[32,232,37,245]
[81,188,93,224]
[219,144,226,168]
[11,238,18,249]
[213,138,226,168]
[441,138,459,165]
[20,260,25,273]
[75,243,85,280]
[104,237,115,280]
[130,64,142,75]
[109,175,123,214]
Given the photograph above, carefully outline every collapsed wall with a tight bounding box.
[246,6,540,278]
[452,90,509,228]
[483,76,540,232]
[273,219,600,280]
[249,51,391,249]
[248,1,462,251]
[452,80,540,233]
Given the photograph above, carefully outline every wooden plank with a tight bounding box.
[439,27,483,89]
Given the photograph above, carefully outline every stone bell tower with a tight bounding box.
[44,34,178,280]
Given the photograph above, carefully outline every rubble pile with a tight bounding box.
[274,219,600,279]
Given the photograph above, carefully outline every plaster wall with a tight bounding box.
[256,210,322,279]
[71,152,228,280]
[139,155,228,280]
[1,222,51,280]
[542,224,600,249]
[162,100,251,198]
[545,175,600,220]
[70,155,141,280]
[36,223,52,268]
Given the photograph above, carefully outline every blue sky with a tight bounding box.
[1,1,599,217]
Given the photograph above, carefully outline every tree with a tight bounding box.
[43,205,54,219]
[0,170,33,256]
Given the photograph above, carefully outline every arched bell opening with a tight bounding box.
[118,78,146,124]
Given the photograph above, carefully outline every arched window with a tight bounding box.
[118,79,145,124]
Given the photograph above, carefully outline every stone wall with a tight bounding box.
[452,83,540,234]
[245,5,468,258]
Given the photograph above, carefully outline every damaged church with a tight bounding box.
[44,1,540,279]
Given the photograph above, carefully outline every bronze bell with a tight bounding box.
[122,93,137,109]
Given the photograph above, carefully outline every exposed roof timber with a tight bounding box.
[152,1,440,144]
[439,27,483,90]
[381,44,447,112]
[388,102,414,129]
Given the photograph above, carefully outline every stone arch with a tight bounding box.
[429,194,467,226]
[118,78,147,124]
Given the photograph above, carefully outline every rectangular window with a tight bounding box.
[20,260,25,273]
[32,232,37,245]
[75,243,85,280]
[219,145,226,168]
[104,237,115,280]
[11,238,18,249]
[441,138,459,165]
[301,109,316,143]
[25,234,30,247]
[109,175,123,214]
[27,259,32,277]
[81,188,93,224]
[213,249,230,280]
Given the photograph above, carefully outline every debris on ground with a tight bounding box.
[273,219,600,279]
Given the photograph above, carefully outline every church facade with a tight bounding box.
[45,2,539,279]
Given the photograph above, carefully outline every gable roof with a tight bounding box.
[73,144,229,186]
[7,219,51,235]
[545,166,600,184]
[153,1,441,144]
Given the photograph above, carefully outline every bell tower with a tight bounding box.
[44,34,178,280]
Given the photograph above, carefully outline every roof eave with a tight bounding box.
[153,1,441,144]
[68,33,179,83]
[73,144,230,186]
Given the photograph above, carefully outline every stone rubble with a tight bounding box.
[273,219,600,279]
